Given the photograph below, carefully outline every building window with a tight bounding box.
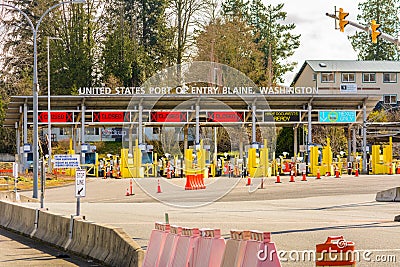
[383,94,397,104]
[383,73,397,83]
[60,128,71,135]
[342,73,355,83]
[321,72,334,83]
[86,128,100,135]
[362,73,376,83]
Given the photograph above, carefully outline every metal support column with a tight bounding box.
[15,122,20,169]
[307,102,312,147]
[352,128,357,157]
[23,103,28,173]
[81,104,85,144]
[81,104,86,166]
[252,102,256,144]
[138,104,143,144]
[362,102,367,174]
[128,125,133,155]
[294,126,298,157]
[347,127,352,161]
[195,104,200,145]
[184,125,188,151]
[214,127,218,163]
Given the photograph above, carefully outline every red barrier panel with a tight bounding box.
[142,223,170,267]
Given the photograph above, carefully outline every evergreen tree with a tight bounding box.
[248,1,300,85]
[221,0,247,21]
[195,18,264,84]
[348,0,400,60]
[101,0,174,86]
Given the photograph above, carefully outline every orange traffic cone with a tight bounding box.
[275,172,281,183]
[301,171,307,181]
[157,179,162,193]
[246,175,252,186]
[166,162,171,179]
[289,171,295,182]
[355,169,359,177]
[129,179,134,195]
[125,188,130,196]
[316,168,321,179]
[335,169,340,178]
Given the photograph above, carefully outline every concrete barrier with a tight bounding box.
[395,187,400,202]
[0,192,39,203]
[376,187,399,202]
[88,223,110,261]
[0,200,145,266]
[0,201,12,226]
[68,218,94,256]
[6,204,36,236]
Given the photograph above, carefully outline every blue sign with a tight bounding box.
[319,111,356,123]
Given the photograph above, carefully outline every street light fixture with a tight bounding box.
[0,0,86,199]
[47,36,63,174]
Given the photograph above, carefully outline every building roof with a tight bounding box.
[292,60,400,85]
[3,94,381,127]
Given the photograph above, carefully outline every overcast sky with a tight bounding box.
[265,0,361,85]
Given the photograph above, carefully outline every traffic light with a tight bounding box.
[371,20,381,43]
[338,8,349,32]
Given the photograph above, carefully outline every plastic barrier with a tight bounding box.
[316,236,355,266]
[142,222,170,267]
[190,228,226,267]
[221,230,250,267]
[220,230,281,267]
[242,231,281,267]
[169,227,200,266]
[158,225,182,267]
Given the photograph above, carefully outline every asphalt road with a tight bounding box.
[0,227,102,267]
[19,174,400,266]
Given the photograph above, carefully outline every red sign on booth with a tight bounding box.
[207,112,244,122]
[92,112,130,122]
[151,112,187,122]
[38,112,73,123]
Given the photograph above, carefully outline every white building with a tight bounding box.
[292,60,400,106]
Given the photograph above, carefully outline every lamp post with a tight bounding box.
[0,0,86,199]
[47,37,63,174]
